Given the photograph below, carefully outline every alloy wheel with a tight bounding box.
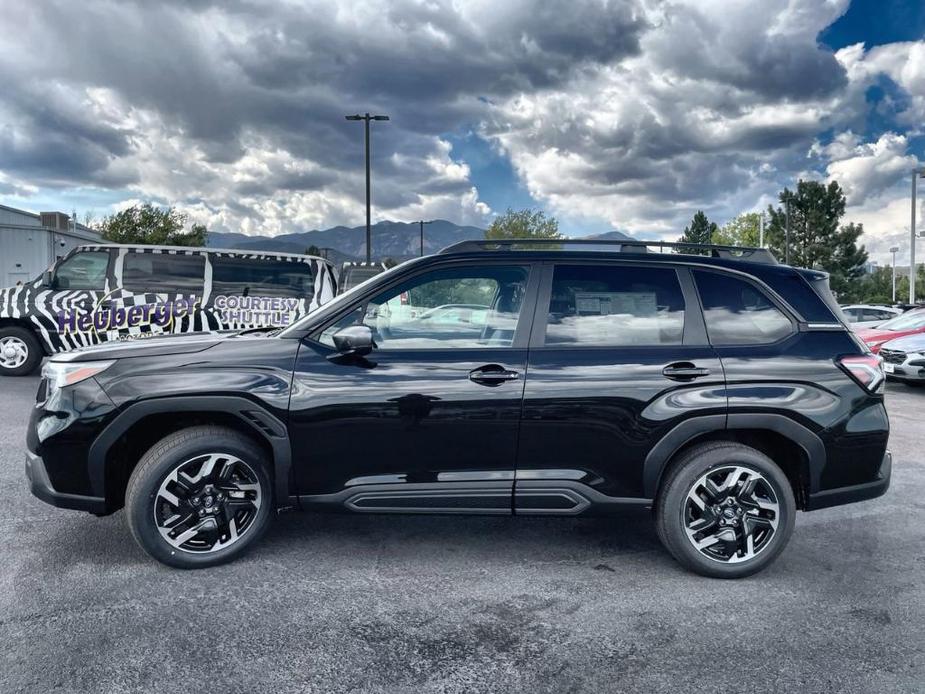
[682,465,780,564]
[0,336,28,370]
[154,453,263,553]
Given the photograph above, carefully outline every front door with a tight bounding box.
[289,262,537,513]
[515,261,727,513]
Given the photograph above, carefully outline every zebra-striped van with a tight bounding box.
[0,244,337,376]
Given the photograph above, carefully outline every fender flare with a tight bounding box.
[643,413,826,498]
[87,396,292,508]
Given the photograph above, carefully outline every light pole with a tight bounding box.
[890,245,899,303]
[417,220,433,257]
[911,168,925,304]
[784,198,791,265]
[345,112,390,263]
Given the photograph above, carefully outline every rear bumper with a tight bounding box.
[805,449,891,511]
[25,450,106,514]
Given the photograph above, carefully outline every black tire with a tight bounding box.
[0,325,43,376]
[655,442,796,579]
[125,425,273,569]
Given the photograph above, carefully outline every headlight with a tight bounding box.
[41,360,115,389]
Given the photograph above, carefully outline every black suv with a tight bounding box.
[25,240,891,578]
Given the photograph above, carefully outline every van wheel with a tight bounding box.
[655,442,796,579]
[0,326,43,376]
[125,425,273,569]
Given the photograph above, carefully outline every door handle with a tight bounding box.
[662,362,711,380]
[469,366,520,386]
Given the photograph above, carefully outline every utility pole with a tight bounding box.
[912,168,925,304]
[417,220,433,257]
[784,199,791,266]
[345,112,390,263]
[890,245,899,303]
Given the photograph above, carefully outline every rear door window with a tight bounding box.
[122,251,205,294]
[544,264,685,346]
[694,270,793,345]
[211,256,315,298]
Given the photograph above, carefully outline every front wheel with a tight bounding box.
[125,425,273,568]
[656,442,796,579]
[0,326,43,376]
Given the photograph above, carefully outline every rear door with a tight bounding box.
[515,261,726,512]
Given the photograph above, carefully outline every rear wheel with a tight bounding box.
[125,425,273,568]
[656,442,796,578]
[0,326,43,376]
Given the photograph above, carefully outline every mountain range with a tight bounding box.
[207,220,632,263]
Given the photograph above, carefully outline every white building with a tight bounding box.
[0,204,101,287]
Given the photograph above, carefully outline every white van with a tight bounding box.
[0,244,337,376]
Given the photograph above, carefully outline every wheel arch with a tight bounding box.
[645,414,824,510]
[89,396,292,513]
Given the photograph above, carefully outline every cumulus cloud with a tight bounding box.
[0,0,921,249]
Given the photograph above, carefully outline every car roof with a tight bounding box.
[75,243,333,265]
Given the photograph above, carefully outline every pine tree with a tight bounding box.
[678,211,718,254]
[764,180,868,297]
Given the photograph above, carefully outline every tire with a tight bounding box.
[655,442,796,579]
[125,425,273,569]
[0,325,43,376]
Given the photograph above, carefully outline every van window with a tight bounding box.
[122,251,205,294]
[544,264,685,346]
[694,270,793,345]
[54,251,109,290]
[211,256,315,298]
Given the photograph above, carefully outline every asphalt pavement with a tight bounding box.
[1,374,923,693]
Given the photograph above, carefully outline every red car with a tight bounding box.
[857,308,925,354]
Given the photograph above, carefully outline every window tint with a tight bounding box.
[55,251,109,290]
[694,271,793,345]
[122,251,205,294]
[318,265,528,349]
[212,256,315,298]
[544,264,685,346]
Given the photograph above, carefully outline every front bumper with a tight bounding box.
[25,450,106,514]
[805,449,892,511]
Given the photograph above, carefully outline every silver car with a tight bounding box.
[879,333,925,384]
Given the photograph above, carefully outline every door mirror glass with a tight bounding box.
[332,324,374,357]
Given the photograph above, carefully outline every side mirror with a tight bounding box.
[331,325,374,358]
[40,270,55,289]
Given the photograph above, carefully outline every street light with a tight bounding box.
[910,167,925,304]
[890,245,900,303]
[417,220,433,257]
[346,112,390,263]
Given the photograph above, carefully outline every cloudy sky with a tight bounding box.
[1,0,923,262]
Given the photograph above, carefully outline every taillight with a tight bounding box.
[837,355,884,392]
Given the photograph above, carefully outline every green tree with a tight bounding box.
[677,210,718,253]
[99,204,208,247]
[764,180,867,298]
[305,245,322,257]
[713,212,761,247]
[485,208,561,240]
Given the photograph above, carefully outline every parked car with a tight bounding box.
[25,240,890,578]
[840,304,903,330]
[857,308,925,354]
[0,244,337,376]
[878,333,925,385]
[338,261,387,294]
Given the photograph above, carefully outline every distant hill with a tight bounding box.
[208,219,486,262]
[207,220,635,261]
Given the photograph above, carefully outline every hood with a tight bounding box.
[857,327,919,343]
[50,332,229,363]
[880,333,925,353]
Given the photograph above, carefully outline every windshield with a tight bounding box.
[279,260,411,336]
[878,310,925,331]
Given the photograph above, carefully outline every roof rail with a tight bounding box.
[437,239,779,265]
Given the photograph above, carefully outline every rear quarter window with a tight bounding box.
[694,270,794,345]
[211,256,315,298]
